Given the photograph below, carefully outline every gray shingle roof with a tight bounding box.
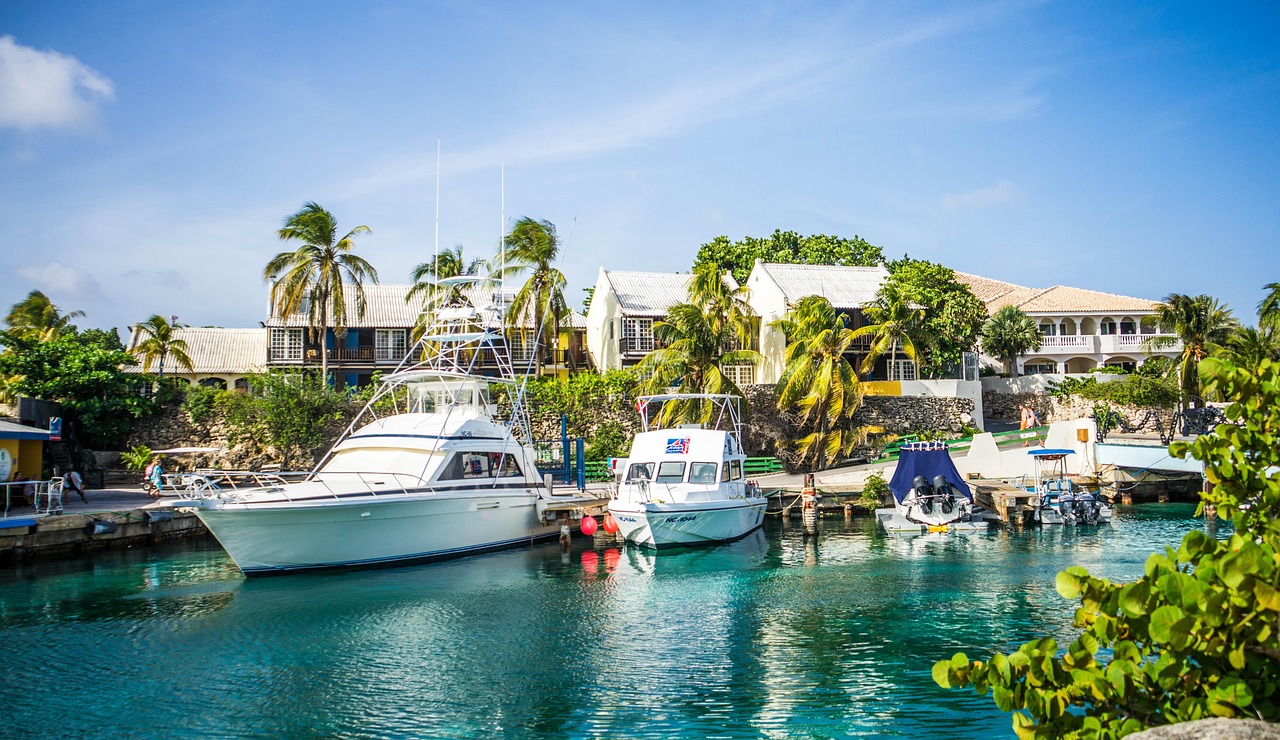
[755,263,889,309]
[124,328,267,374]
[603,271,693,316]
[265,284,424,328]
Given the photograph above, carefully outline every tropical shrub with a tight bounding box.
[1048,375,1180,408]
[859,472,888,509]
[585,420,628,462]
[120,445,152,472]
[934,358,1280,737]
[220,372,347,456]
[182,384,226,424]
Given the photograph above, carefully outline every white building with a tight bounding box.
[746,261,892,384]
[954,273,1182,374]
[585,269,695,372]
[124,327,268,390]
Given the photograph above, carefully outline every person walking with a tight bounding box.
[149,457,164,497]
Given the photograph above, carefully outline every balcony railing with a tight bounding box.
[620,336,659,355]
[1037,335,1098,353]
[1028,333,1183,355]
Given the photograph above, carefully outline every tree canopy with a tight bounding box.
[0,328,151,448]
[883,259,987,377]
[982,306,1041,376]
[692,230,884,285]
[5,290,84,341]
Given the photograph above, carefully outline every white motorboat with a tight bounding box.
[875,442,995,533]
[168,280,596,575]
[608,394,768,548]
[1025,449,1112,525]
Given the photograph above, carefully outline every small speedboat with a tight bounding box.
[1026,449,1112,525]
[608,394,768,548]
[876,442,994,533]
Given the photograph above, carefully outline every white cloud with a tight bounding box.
[942,180,1024,210]
[0,35,115,131]
[15,262,106,303]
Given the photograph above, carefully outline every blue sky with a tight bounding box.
[2,1,1278,334]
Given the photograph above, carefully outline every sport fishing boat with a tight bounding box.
[1026,449,1112,525]
[608,394,768,548]
[168,279,596,575]
[876,442,994,533]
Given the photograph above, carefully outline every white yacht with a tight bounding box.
[170,280,596,575]
[876,442,994,533]
[608,394,768,548]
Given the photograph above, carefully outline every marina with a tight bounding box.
[0,504,1215,738]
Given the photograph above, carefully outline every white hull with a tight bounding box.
[608,498,767,548]
[875,506,996,534]
[192,489,557,575]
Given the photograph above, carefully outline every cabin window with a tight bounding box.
[721,462,732,483]
[655,461,685,483]
[731,460,743,480]
[689,463,718,485]
[436,452,521,481]
[626,463,654,481]
[270,328,304,361]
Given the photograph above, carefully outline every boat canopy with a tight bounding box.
[888,447,972,503]
[1028,448,1074,460]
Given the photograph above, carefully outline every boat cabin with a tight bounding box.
[618,427,748,501]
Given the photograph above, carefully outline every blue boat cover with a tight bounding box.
[888,447,972,503]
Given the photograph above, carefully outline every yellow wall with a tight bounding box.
[861,380,902,397]
[0,438,43,479]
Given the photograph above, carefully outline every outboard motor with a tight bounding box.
[912,475,933,514]
[932,475,955,514]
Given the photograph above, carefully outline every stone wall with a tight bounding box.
[983,389,1174,434]
[126,405,353,471]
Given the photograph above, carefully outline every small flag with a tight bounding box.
[665,438,690,454]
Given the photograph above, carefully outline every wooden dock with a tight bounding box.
[971,481,1038,525]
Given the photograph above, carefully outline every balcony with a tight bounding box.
[325,347,406,364]
[1034,335,1098,354]
[620,336,660,356]
[1101,333,1181,355]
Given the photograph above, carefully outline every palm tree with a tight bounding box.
[500,217,568,374]
[406,244,487,308]
[263,202,377,382]
[638,302,761,426]
[5,290,84,341]
[687,264,755,347]
[1143,293,1238,409]
[772,296,864,471]
[851,284,930,380]
[981,306,1041,377]
[129,314,194,378]
[1259,282,1280,332]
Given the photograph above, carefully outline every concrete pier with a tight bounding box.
[0,487,207,562]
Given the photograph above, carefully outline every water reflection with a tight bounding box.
[0,506,1212,738]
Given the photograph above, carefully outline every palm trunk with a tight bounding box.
[320,291,329,386]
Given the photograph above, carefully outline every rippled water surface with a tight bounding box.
[0,504,1214,738]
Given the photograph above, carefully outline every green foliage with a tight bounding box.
[1048,374,1180,408]
[934,358,1280,737]
[182,383,227,424]
[859,472,888,509]
[4,289,84,341]
[1137,356,1171,378]
[1146,293,1238,408]
[1090,365,1129,375]
[882,259,987,378]
[525,370,639,438]
[692,230,884,285]
[120,445,152,472]
[0,328,153,448]
[773,296,865,470]
[982,306,1041,376]
[585,420,628,462]
[220,372,348,455]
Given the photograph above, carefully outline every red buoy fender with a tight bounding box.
[580,515,598,536]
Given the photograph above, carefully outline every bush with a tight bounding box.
[220,372,349,457]
[120,445,152,472]
[860,472,889,509]
[585,420,628,461]
[526,369,639,438]
[182,384,226,424]
[1048,374,1179,408]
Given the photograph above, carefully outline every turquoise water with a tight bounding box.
[0,505,1213,739]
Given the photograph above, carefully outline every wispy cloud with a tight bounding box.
[0,36,115,132]
[942,180,1024,209]
[15,262,106,304]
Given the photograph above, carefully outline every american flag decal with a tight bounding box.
[666,438,690,454]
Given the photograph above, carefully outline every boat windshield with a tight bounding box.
[403,379,492,414]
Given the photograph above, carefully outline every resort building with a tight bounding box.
[265,283,588,388]
[124,327,268,391]
[584,269,696,372]
[746,261,894,385]
[954,273,1182,375]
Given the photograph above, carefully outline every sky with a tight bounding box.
[1,1,1278,334]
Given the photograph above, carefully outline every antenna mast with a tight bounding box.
[500,164,505,315]
[433,139,441,309]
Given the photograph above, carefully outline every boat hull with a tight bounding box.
[608,498,768,548]
[194,489,556,575]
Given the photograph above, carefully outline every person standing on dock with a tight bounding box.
[67,469,86,503]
